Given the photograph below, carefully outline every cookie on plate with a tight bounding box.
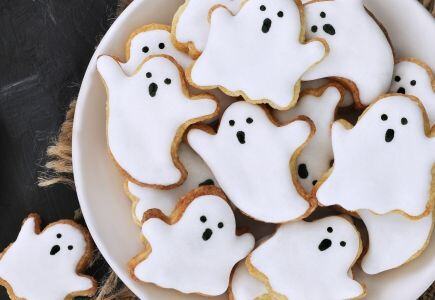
[247,216,365,300]
[302,0,394,108]
[0,214,96,300]
[316,94,435,219]
[97,54,218,188]
[129,186,255,296]
[188,101,316,223]
[188,0,327,110]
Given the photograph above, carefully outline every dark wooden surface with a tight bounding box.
[0,0,118,298]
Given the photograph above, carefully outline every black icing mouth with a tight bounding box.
[149,83,158,97]
[318,238,332,251]
[50,245,61,256]
[262,18,272,33]
[397,87,406,94]
[202,228,213,241]
[323,24,335,35]
[385,129,395,143]
[236,131,246,144]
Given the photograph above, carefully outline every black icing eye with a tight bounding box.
[327,227,333,233]
[311,25,318,33]
[246,117,253,124]
[142,46,149,53]
[401,117,408,125]
[298,163,309,179]
[410,80,416,86]
[229,120,235,126]
[340,241,346,247]
[56,233,62,239]
[200,215,207,223]
[260,5,266,11]
[320,11,326,18]
[68,245,73,250]
[164,78,171,85]
[146,72,152,78]
[394,75,401,82]
[312,180,318,186]
[277,11,284,17]
[158,42,165,49]
[218,222,224,229]
[381,114,388,121]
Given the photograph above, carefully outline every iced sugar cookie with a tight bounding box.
[274,83,343,192]
[316,94,435,218]
[97,55,218,188]
[120,24,193,75]
[129,186,254,296]
[390,58,435,124]
[302,0,394,107]
[0,214,96,300]
[301,78,354,107]
[359,209,434,275]
[125,143,217,224]
[189,0,327,110]
[248,216,365,300]
[230,261,268,300]
[173,0,243,58]
[188,101,315,223]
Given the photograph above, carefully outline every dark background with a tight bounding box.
[0,0,119,298]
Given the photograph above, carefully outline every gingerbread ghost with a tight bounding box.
[173,0,244,57]
[97,55,218,187]
[189,0,326,110]
[130,187,254,296]
[390,58,435,125]
[0,214,96,300]
[188,101,314,223]
[302,0,394,107]
[316,94,435,218]
[248,216,365,300]
[274,84,343,192]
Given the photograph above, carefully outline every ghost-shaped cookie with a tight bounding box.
[189,0,327,110]
[173,0,243,57]
[120,24,193,75]
[248,216,365,300]
[130,186,255,296]
[316,94,435,218]
[359,209,434,275]
[274,84,343,192]
[97,55,218,187]
[302,0,394,107]
[188,101,314,223]
[230,261,268,300]
[126,143,218,224]
[390,58,435,125]
[0,214,96,300]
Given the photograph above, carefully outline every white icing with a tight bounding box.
[359,209,434,275]
[188,101,312,223]
[174,0,243,54]
[97,55,218,186]
[249,216,364,300]
[127,143,217,224]
[301,78,353,107]
[302,0,394,106]
[133,194,255,296]
[190,0,326,110]
[121,25,193,75]
[390,60,435,124]
[317,95,435,217]
[0,216,94,300]
[230,261,267,300]
[274,85,342,192]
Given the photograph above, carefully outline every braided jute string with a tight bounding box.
[37,0,434,299]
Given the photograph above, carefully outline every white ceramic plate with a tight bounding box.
[72,0,435,299]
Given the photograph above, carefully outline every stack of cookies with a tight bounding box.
[97,0,435,298]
